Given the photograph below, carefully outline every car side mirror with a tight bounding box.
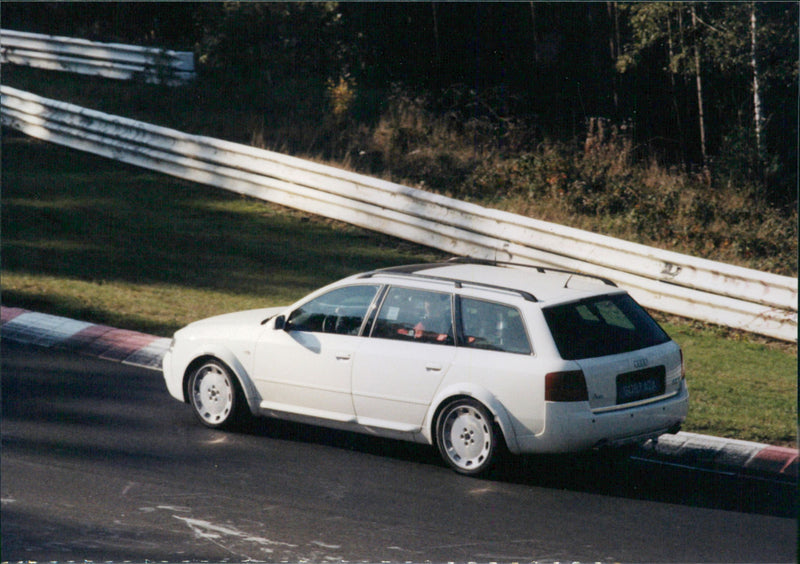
[273,315,286,331]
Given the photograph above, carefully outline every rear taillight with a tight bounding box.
[679,349,686,380]
[545,370,588,402]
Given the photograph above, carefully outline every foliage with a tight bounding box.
[194,3,348,86]
[467,122,797,275]
[3,2,795,204]
[326,74,357,121]
[353,92,796,274]
[615,2,798,205]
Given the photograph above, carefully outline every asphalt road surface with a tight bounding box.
[2,341,796,563]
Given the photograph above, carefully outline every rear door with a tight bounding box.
[351,286,456,431]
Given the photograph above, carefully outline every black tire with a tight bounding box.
[188,360,248,430]
[435,398,499,476]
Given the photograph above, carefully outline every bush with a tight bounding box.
[460,118,797,275]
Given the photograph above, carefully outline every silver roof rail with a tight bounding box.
[446,257,618,288]
[359,263,539,302]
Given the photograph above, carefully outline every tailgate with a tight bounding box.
[576,341,683,412]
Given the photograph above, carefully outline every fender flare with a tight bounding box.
[182,345,261,415]
[422,384,521,454]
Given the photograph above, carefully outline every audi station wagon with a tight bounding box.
[163,259,688,475]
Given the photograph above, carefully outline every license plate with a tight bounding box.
[617,366,665,404]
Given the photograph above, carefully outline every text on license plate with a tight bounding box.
[616,366,666,404]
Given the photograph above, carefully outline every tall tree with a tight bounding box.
[606,1,621,113]
[750,3,764,162]
[616,3,706,164]
[689,3,708,167]
[617,1,797,200]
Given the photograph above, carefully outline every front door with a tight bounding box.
[253,284,380,422]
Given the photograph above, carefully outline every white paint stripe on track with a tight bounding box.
[1,307,166,370]
[2,311,94,346]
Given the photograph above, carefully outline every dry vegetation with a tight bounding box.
[311,90,797,277]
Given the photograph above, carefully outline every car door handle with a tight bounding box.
[425,363,443,372]
[335,352,352,361]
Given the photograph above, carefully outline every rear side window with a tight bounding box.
[543,294,670,360]
[460,298,532,355]
[372,287,454,345]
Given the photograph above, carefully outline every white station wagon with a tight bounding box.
[163,259,688,475]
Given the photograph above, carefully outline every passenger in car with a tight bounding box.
[412,297,452,343]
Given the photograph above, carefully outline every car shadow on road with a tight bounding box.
[237,415,796,519]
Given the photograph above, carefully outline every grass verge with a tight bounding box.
[1,135,445,335]
[2,135,796,447]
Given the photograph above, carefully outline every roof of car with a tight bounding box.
[361,259,621,304]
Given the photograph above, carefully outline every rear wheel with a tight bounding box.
[188,360,246,429]
[435,398,498,476]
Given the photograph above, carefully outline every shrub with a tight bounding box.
[461,119,796,275]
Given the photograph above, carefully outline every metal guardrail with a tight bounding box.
[2,86,796,342]
[0,29,195,85]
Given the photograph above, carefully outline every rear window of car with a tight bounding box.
[543,294,670,360]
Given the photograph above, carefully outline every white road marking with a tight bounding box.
[173,515,298,553]
[311,540,341,549]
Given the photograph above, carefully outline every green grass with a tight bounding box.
[661,320,797,447]
[1,135,445,334]
[2,134,796,448]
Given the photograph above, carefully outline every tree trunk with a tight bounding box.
[529,2,539,62]
[666,9,686,166]
[431,3,441,65]
[691,4,708,170]
[606,2,620,113]
[750,2,764,163]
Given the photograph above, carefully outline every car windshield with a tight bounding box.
[543,293,670,360]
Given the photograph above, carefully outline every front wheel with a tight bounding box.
[188,360,246,430]
[435,398,498,476]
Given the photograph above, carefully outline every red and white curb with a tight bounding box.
[2,306,796,483]
[1,306,170,370]
[636,432,797,483]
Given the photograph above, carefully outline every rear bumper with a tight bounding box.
[513,381,689,454]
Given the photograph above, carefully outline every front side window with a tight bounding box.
[372,287,454,345]
[460,298,532,355]
[287,285,380,335]
[543,293,670,360]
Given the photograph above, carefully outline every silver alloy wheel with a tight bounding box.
[437,399,495,475]
[190,362,235,427]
